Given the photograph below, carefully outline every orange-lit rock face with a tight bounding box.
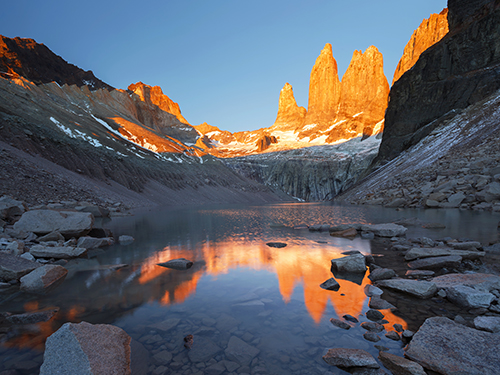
[303,43,341,127]
[392,8,449,84]
[273,83,307,130]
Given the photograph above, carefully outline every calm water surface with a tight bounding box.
[1,203,499,374]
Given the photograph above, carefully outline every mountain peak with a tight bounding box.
[273,83,306,130]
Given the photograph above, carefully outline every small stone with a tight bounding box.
[330,318,351,330]
[320,278,340,291]
[322,348,379,369]
[363,332,381,342]
[157,258,193,270]
[266,242,287,248]
[343,314,359,323]
[361,322,384,333]
[384,331,400,341]
[366,310,384,322]
[368,268,396,282]
[118,235,134,245]
[393,324,404,332]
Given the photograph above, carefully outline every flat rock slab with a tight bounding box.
[376,279,437,299]
[188,336,222,363]
[224,336,259,366]
[369,296,396,310]
[20,265,68,294]
[360,223,407,237]
[407,255,462,270]
[368,268,396,282]
[77,237,114,249]
[449,241,481,250]
[30,245,88,259]
[473,316,500,333]
[432,273,500,292]
[378,351,426,375]
[14,210,94,238]
[157,258,193,270]
[405,317,500,375]
[148,318,180,333]
[405,247,452,261]
[0,252,41,281]
[331,253,367,273]
[445,284,495,308]
[40,321,131,375]
[6,308,59,325]
[323,348,379,369]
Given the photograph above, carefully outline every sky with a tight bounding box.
[1,0,447,132]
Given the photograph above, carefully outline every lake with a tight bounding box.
[1,203,499,374]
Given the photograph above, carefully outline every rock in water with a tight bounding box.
[405,317,500,375]
[320,278,340,291]
[376,279,437,299]
[0,252,41,281]
[266,242,287,248]
[157,258,193,270]
[224,336,260,366]
[378,351,426,375]
[20,265,68,294]
[29,245,88,259]
[322,348,379,369]
[40,321,131,375]
[14,210,94,238]
[331,253,367,273]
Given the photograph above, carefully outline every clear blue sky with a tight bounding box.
[2,0,447,132]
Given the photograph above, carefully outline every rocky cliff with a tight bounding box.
[392,9,449,84]
[273,83,307,130]
[377,0,500,163]
[0,36,112,90]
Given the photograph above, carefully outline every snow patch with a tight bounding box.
[50,117,102,147]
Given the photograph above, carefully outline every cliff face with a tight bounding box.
[392,9,449,84]
[303,43,341,127]
[377,0,500,163]
[0,36,112,90]
[273,83,307,130]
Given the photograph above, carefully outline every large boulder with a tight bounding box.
[30,245,88,259]
[378,351,426,375]
[432,273,500,292]
[360,223,407,237]
[407,255,462,270]
[20,265,68,294]
[376,279,437,299]
[0,252,41,281]
[40,321,131,375]
[0,196,27,223]
[14,210,94,238]
[445,285,495,308]
[405,317,500,375]
[331,253,367,273]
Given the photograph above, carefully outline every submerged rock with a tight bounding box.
[224,336,259,366]
[323,348,379,369]
[157,258,193,270]
[40,321,131,375]
[405,317,500,375]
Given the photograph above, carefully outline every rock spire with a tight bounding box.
[273,83,307,129]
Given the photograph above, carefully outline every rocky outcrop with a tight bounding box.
[303,43,341,127]
[272,83,307,130]
[255,134,278,152]
[378,0,500,162]
[0,36,112,90]
[392,9,449,84]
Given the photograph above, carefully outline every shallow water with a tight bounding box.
[1,203,499,374]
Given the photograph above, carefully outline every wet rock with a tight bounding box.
[0,252,41,281]
[320,277,340,291]
[446,285,495,308]
[405,317,500,375]
[30,245,87,259]
[360,223,407,237]
[40,321,131,375]
[118,235,134,245]
[365,310,384,322]
[384,331,400,341]
[322,348,379,369]
[188,336,222,363]
[183,334,194,349]
[6,308,59,325]
[364,285,383,297]
[343,314,359,323]
[360,231,375,239]
[404,247,452,261]
[76,236,114,249]
[14,210,94,239]
[266,242,287,248]
[157,258,193,270]
[331,253,367,273]
[20,265,68,294]
[377,279,437,299]
[330,318,352,330]
[393,324,404,333]
[363,332,381,342]
[361,322,385,333]
[130,340,149,375]
[224,336,259,366]
[368,268,396,282]
[473,316,500,333]
[369,296,395,310]
[378,351,426,375]
[407,255,462,270]
[330,228,358,238]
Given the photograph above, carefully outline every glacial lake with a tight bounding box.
[1,203,500,374]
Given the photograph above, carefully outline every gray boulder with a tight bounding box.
[407,255,462,270]
[432,273,500,292]
[360,223,407,237]
[77,237,114,249]
[376,279,437,299]
[40,321,131,375]
[369,296,396,310]
[473,316,500,333]
[0,196,27,223]
[157,258,193,270]
[320,278,340,291]
[405,247,452,261]
[368,268,396,282]
[14,210,94,238]
[20,265,68,294]
[224,336,259,366]
[449,241,482,250]
[405,317,500,375]
[446,285,495,308]
[30,245,88,259]
[322,348,379,369]
[331,253,366,273]
[0,252,41,281]
[378,351,426,375]
[330,318,351,330]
